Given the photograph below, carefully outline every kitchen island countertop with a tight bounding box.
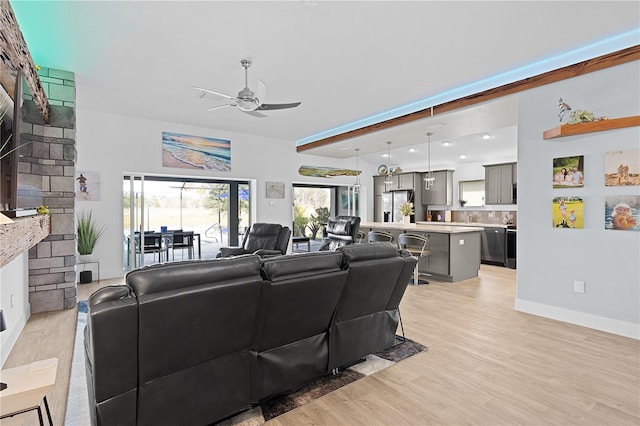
[360,221,484,233]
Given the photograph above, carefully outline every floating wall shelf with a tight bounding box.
[543,115,640,140]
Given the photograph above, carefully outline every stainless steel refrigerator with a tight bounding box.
[382,190,414,222]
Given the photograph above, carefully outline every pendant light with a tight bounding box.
[424,132,435,190]
[353,148,361,193]
[384,141,393,189]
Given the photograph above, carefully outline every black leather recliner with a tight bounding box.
[218,223,291,258]
[252,251,348,401]
[318,215,361,251]
[328,242,416,370]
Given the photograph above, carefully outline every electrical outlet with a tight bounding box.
[10,294,14,308]
[574,281,585,293]
[459,239,464,245]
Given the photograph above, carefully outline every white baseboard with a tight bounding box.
[514,298,640,340]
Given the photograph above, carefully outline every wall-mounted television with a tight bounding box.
[0,60,20,211]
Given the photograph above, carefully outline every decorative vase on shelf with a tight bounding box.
[403,215,411,225]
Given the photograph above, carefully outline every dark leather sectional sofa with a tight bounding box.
[84,242,416,426]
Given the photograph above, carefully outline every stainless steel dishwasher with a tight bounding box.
[480,227,507,266]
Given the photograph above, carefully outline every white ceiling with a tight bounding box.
[11,1,639,169]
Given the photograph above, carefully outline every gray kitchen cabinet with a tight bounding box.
[398,173,416,190]
[422,170,453,206]
[423,232,450,275]
[484,163,516,205]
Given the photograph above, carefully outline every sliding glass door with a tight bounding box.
[123,174,249,270]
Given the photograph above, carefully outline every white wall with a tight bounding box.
[75,109,376,279]
[0,253,29,367]
[516,61,640,338]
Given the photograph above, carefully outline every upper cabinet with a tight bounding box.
[484,162,517,205]
[381,172,421,191]
[422,170,453,206]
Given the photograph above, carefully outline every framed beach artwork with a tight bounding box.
[604,149,640,186]
[605,195,639,231]
[552,196,584,229]
[552,155,584,188]
[75,171,100,201]
[162,131,231,172]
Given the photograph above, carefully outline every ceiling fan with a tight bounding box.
[193,59,301,117]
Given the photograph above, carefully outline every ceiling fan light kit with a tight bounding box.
[193,59,301,117]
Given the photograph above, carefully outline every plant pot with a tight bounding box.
[403,216,411,224]
[79,270,93,284]
[78,254,96,263]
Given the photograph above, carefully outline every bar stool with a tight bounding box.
[367,230,395,245]
[398,233,432,285]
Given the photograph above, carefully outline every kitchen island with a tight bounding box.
[360,222,483,283]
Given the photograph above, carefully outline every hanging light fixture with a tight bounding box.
[424,132,435,190]
[353,148,361,193]
[384,141,393,189]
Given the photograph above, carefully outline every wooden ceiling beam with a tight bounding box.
[297,45,640,153]
[0,0,50,124]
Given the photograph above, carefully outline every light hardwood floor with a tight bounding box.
[4,266,639,425]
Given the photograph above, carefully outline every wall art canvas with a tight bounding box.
[299,165,360,178]
[162,131,231,172]
[75,171,100,201]
[552,196,584,229]
[604,149,640,186]
[605,195,639,231]
[553,155,584,188]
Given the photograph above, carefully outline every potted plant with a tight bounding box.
[77,211,104,261]
[399,201,414,224]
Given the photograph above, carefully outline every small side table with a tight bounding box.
[0,358,58,425]
[292,236,311,252]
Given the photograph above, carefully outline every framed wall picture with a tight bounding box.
[605,195,639,231]
[604,149,639,186]
[75,171,100,201]
[162,131,231,171]
[553,155,584,188]
[266,181,285,199]
[552,196,584,229]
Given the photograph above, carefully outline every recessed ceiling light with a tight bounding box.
[408,148,416,153]
[382,153,389,158]
[459,154,468,159]
[482,134,491,140]
[442,141,451,146]
[339,146,350,150]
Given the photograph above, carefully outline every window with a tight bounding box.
[459,180,485,207]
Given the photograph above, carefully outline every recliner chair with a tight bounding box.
[218,223,291,258]
[318,216,361,251]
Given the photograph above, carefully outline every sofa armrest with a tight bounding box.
[253,249,284,258]
[219,246,249,257]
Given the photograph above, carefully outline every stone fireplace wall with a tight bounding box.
[20,67,77,312]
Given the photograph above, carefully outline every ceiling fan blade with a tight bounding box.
[256,79,267,106]
[192,86,238,101]
[208,104,235,111]
[242,110,268,118]
[257,102,301,111]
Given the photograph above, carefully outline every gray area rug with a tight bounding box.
[66,301,427,425]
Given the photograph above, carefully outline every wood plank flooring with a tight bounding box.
[3,266,639,425]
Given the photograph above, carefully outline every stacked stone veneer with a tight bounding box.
[20,67,77,312]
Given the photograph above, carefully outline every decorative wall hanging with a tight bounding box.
[553,155,584,188]
[605,149,639,186]
[266,181,285,199]
[552,196,584,229]
[605,195,639,231]
[162,131,231,171]
[298,166,360,178]
[75,171,100,201]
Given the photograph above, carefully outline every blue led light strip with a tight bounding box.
[296,29,640,146]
